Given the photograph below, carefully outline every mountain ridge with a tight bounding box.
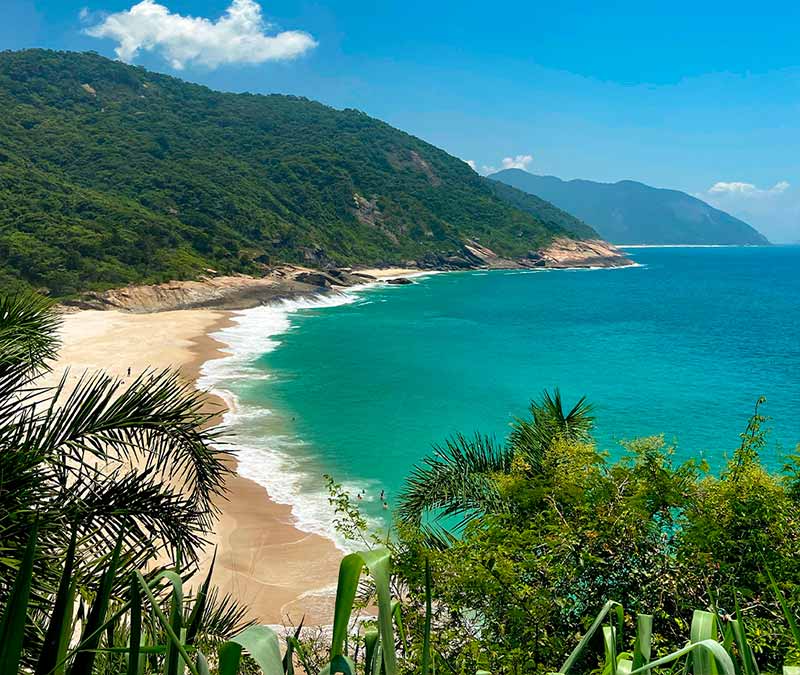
[490,169,770,246]
[0,49,627,297]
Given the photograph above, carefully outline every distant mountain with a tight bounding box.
[490,169,770,246]
[0,50,603,297]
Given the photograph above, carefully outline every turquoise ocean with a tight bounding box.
[198,246,800,546]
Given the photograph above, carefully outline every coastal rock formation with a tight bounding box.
[534,238,634,269]
[63,267,341,313]
[63,241,630,313]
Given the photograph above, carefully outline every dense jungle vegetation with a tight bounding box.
[0,49,596,297]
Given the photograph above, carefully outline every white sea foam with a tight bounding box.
[197,290,384,551]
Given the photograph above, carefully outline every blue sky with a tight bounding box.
[4,0,799,241]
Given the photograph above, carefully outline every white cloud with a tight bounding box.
[707,180,790,197]
[701,179,799,243]
[468,153,534,176]
[85,0,317,70]
[500,154,534,171]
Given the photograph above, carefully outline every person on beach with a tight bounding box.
[127,366,131,376]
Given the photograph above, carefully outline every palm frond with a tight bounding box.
[0,292,60,380]
[32,368,230,528]
[397,433,511,528]
[510,388,594,463]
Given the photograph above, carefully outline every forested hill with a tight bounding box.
[0,50,598,296]
[490,169,770,246]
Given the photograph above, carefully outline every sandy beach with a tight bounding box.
[44,308,343,625]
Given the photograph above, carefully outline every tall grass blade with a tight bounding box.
[558,600,621,674]
[630,640,735,675]
[330,553,364,661]
[186,549,216,645]
[126,574,143,675]
[364,625,380,675]
[633,615,653,670]
[731,594,759,675]
[283,621,304,675]
[68,533,123,675]
[36,525,78,675]
[161,570,185,675]
[359,550,396,675]
[690,610,718,675]
[0,522,38,675]
[330,549,396,675]
[768,569,800,650]
[135,571,200,675]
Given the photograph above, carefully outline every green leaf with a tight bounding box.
[186,549,216,646]
[161,570,185,675]
[690,610,718,675]
[633,614,653,670]
[36,525,78,675]
[330,549,396,675]
[195,652,211,675]
[217,642,243,675]
[364,625,380,675]
[558,600,622,674]
[0,522,38,675]
[629,640,736,675]
[225,625,283,675]
[768,568,800,651]
[135,571,200,675]
[68,533,123,675]
[127,573,143,675]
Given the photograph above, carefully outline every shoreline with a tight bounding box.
[44,307,343,626]
[44,261,634,625]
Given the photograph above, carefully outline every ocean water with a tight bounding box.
[199,247,800,545]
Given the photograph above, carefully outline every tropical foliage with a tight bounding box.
[0,292,248,671]
[3,290,800,674]
[392,393,800,674]
[0,49,596,297]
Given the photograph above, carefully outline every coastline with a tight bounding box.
[44,308,342,626]
[43,259,633,624]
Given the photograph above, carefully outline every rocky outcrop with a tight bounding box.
[62,266,357,313]
[534,238,633,268]
[62,240,630,313]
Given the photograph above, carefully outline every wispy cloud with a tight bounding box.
[472,153,534,176]
[700,179,798,243]
[501,154,533,171]
[707,180,790,197]
[84,0,317,70]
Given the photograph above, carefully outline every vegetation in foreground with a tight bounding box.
[2,291,800,674]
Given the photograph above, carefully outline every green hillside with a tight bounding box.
[0,50,596,296]
[491,169,769,245]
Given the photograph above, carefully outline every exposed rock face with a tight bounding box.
[63,240,630,313]
[62,267,346,313]
[419,239,631,272]
[535,238,633,268]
